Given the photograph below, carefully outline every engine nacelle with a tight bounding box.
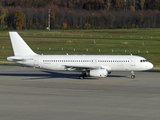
[88,69,108,77]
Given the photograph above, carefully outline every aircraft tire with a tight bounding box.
[79,75,84,79]
[131,75,135,79]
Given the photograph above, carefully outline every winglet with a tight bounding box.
[9,32,37,56]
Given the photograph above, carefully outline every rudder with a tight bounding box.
[9,32,37,56]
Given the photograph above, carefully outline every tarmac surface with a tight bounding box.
[0,65,160,120]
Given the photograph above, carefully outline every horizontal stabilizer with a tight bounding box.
[7,56,25,62]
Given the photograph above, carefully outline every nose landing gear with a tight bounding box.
[131,71,135,79]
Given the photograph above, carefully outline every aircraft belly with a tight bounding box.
[50,64,65,70]
[41,64,62,70]
[112,64,133,71]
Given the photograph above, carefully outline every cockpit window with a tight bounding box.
[140,60,148,62]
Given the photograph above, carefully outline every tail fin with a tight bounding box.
[9,32,37,56]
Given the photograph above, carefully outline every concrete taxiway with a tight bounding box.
[0,65,160,120]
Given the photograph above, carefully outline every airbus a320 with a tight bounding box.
[7,32,153,79]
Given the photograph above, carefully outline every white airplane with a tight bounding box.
[7,32,153,79]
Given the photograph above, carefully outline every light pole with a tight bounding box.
[48,8,50,31]
[124,0,127,11]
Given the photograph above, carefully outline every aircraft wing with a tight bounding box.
[64,65,103,71]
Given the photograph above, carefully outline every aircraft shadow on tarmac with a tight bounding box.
[0,71,126,80]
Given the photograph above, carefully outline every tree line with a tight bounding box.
[0,0,160,30]
[1,0,160,11]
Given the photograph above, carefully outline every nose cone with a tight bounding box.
[148,62,154,69]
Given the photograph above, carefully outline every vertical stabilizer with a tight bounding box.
[9,32,37,56]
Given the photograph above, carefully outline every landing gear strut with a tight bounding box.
[79,73,86,79]
[131,71,135,79]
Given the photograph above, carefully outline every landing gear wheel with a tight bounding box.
[131,75,135,79]
[79,75,84,79]
[131,71,135,79]
[79,72,87,79]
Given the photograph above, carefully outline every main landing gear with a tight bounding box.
[79,75,84,79]
[79,73,86,79]
[131,71,135,79]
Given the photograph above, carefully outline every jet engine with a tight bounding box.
[87,69,108,77]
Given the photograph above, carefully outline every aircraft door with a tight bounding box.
[94,59,98,64]
[34,56,39,68]
[130,57,135,66]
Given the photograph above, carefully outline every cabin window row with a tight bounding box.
[43,60,130,63]
[98,60,129,62]
[43,60,93,62]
